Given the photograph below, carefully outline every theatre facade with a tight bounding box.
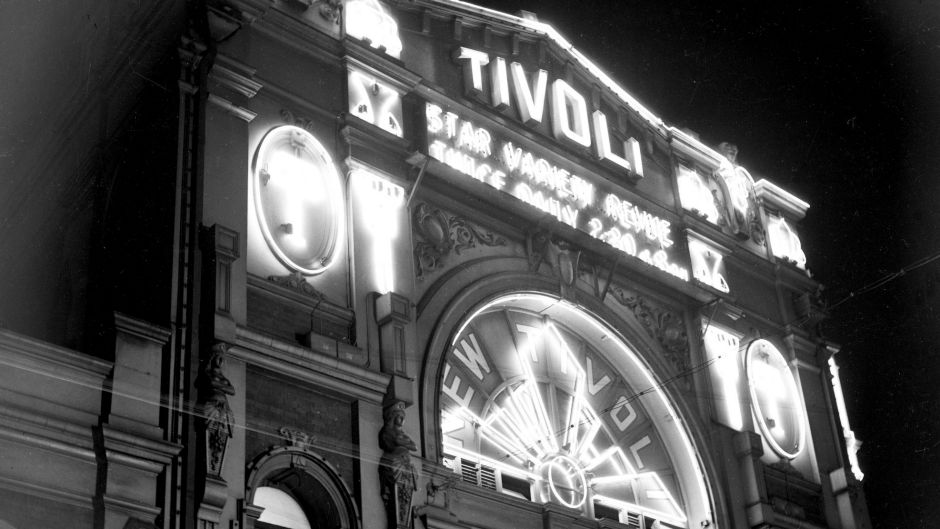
[0,1,870,529]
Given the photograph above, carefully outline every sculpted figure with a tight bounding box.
[198,343,235,475]
[379,402,417,528]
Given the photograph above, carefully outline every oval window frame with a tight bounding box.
[745,339,807,459]
[252,125,344,275]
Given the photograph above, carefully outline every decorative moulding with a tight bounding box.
[755,179,810,220]
[412,202,506,280]
[114,312,171,345]
[210,61,263,99]
[609,287,692,383]
[232,325,389,403]
[0,328,112,388]
[208,93,257,122]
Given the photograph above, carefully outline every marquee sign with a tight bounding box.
[426,103,689,281]
[454,47,644,179]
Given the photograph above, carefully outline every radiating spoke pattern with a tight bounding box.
[441,306,687,526]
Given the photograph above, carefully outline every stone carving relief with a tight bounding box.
[425,475,459,510]
[717,142,766,245]
[267,270,327,301]
[279,108,316,133]
[412,202,506,280]
[526,229,582,298]
[379,401,418,529]
[610,288,692,386]
[278,427,311,448]
[197,343,236,476]
[317,0,343,23]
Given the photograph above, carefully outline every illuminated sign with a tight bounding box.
[345,0,402,58]
[828,356,864,481]
[702,324,743,430]
[353,169,404,294]
[426,103,688,281]
[677,165,721,224]
[767,215,807,269]
[746,339,806,459]
[455,47,644,179]
[348,68,403,137]
[440,294,704,526]
[252,125,344,275]
[688,237,729,293]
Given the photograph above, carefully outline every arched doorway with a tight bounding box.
[246,447,360,529]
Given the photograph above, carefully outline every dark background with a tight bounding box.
[473,1,940,527]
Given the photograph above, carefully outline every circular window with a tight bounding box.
[252,125,344,275]
[746,339,806,459]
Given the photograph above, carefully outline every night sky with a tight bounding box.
[472,1,940,526]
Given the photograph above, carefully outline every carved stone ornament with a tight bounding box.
[526,230,582,298]
[279,427,311,448]
[317,0,343,23]
[610,288,692,386]
[267,270,326,301]
[412,202,506,280]
[717,142,766,245]
[197,343,236,476]
[279,108,316,133]
[379,401,418,529]
[425,475,459,510]
[769,458,805,478]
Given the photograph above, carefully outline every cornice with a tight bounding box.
[231,326,389,403]
[0,329,112,387]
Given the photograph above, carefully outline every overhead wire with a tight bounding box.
[828,248,940,311]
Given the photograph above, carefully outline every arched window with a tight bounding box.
[247,447,360,529]
[437,293,713,528]
[254,487,312,529]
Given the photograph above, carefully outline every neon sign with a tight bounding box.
[455,47,644,179]
[828,356,864,481]
[440,295,698,525]
[426,103,689,281]
[688,237,729,293]
[767,215,807,269]
[677,165,721,224]
[345,0,402,58]
[746,339,807,459]
[353,169,404,294]
[702,324,743,430]
[252,126,344,275]
[348,68,403,137]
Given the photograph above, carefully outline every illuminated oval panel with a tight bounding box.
[252,125,344,275]
[746,339,806,459]
[439,294,711,528]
